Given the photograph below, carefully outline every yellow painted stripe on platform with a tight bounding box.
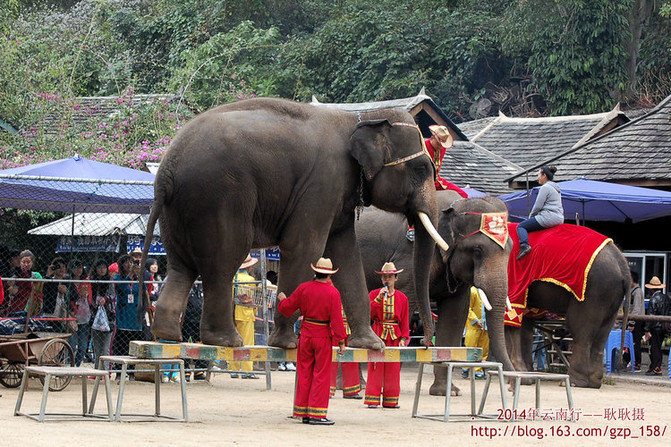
[218,347,234,360]
[162,344,181,358]
[415,348,433,363]
[385,349,400,362]
[250,347,267,361]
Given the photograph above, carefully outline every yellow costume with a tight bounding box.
[465,286,489,373]
[229,270,257,373]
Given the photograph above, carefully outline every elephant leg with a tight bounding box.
[516,319,536,385]
[152,264,197,341]
[429,287,470,396]
[566,305,614,388]
[268,212,334,348]
[326,224,384,351]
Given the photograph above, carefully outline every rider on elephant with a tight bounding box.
[407,124,466,241]
[364,262,410,409]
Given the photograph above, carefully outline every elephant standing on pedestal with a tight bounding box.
[142,97,448,351]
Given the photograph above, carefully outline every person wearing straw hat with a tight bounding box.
[364,262,410,409]
[406,124,466,241]
[229,254,260,379]
[643,276,670,376]
[277,257,346,426]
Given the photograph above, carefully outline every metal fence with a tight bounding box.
[1,174,278,378]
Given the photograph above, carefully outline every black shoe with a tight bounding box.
[194,372,206,381]
[308,417,335,425]
[383,405,400,409]
[343,394,362,399]
[302,417,310,424]
[517,244,532,260]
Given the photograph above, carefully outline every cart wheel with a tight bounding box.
[0,360,24,388]
[37,338,75,391]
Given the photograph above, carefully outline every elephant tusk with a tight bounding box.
[477,288,492,311]
[417,212,449,251]
[506,296,513,311]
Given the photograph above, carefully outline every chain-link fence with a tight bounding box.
[1,170,279,380]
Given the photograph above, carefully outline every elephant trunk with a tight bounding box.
[413,212,436,346]
[476,268,516,371]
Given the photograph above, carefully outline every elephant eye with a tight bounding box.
[473,246,483,258]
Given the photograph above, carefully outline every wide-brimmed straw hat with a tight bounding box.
[239,254,259,270]
[645,276,665,289]
[428,125,454,149]
[311,257,339,275]
[130,247,143,257]
[375,262,404,275]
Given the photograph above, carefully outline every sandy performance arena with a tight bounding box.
[0,364,669,446]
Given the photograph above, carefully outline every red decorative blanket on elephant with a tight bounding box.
[505,223,612,327]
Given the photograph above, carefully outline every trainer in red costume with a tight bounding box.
[277,257,346,426]
[330,305,362,399]
[425,124,467,197]
[364,262,410,409]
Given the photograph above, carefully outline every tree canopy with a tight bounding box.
[1,0,670,170]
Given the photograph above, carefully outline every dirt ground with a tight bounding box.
[1,364,669,446]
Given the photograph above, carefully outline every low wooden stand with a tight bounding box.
[89,355,188,422]
[14,366,114,422]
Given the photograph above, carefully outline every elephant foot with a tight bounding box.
[151,315,183,342]
[347,330,385,351]
[428,381,462,396]
[201,327,244,347]
[268,327,298,349]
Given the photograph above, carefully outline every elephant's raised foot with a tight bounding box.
[347,330,385,351]
[201,327,244,347]
[429,382,462,396]
[151,318,183,342]
[267,327,298,349]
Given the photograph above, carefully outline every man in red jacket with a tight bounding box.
[364,262,410,409]
[277,257,346,425]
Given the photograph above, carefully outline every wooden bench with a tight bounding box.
[484,370,573,412]
[14,366,114,422]
[89,356,188,422]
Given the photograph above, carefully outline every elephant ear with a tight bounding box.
[350,119,392,180]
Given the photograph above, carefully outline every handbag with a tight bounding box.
[92,305,111,332]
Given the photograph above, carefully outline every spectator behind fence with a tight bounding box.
[229,254,259,379]
[5,250,43,316]
[70,259,92,366]
[0,247,21,315]
[90,259,116,370]
[112,254,145,379]
[145,257,161,306]
[41,257,72,331]
[181,280,208,381]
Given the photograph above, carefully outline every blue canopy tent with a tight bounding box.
[0,155,154,213]
[463,187,487,198]
[500,178,671,223]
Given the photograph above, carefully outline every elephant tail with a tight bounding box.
[139,195,163,326]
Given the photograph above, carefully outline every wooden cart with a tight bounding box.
[0,332,75,391]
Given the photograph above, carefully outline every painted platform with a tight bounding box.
[129,341,482,363]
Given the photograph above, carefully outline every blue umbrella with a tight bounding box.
[0,155,155,213]
[499,178,671,223]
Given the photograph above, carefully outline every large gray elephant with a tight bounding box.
[143,97,448,350]
[358,191,514,395]
[358,189,630,392]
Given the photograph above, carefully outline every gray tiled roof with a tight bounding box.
[457,116,497,140]
[469,107,629,172]
[507,95,671,185]
[439,141,519,196]
[311,88,468,141]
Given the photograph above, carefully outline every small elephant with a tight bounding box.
[143,97,448,350]
[504,223,630,388]
[357,191,514,396]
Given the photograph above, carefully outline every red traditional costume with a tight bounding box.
[330,306,361,398]
[424,138,467,197]
[364,287,410,408]
[278,280,346,419]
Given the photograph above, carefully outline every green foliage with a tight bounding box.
[168,21,281,110]
[503,0,630,115]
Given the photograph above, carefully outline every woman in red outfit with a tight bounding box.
[277,257,346,426]
[364,262,410,409]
